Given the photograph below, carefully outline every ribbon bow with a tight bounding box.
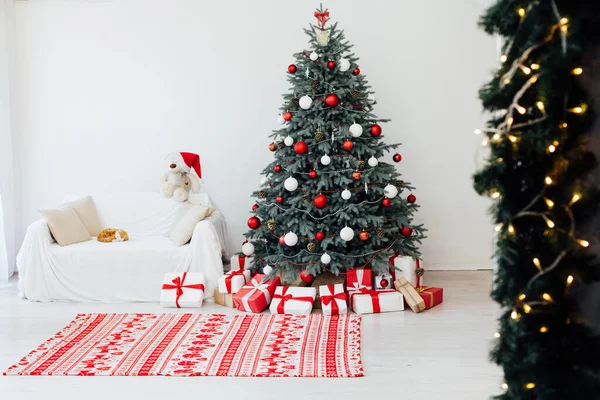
[240,278,272,312]
[224,270,248,293]
[320,285,347,315]
[314,11,329,28]
[161,272,205,308]
[273,287,315,314]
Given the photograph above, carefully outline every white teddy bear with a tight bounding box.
[161,152,203,202]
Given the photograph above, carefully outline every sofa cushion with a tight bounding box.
[170,205,216,246]
[39,207,91,246]
[63,196,103,236]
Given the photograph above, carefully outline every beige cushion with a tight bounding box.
[63,196,103,236]
[170,206,216,246]
[39,207,91,246]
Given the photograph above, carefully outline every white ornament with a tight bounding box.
[341,189,351,200]
[368,156,379,167]
[277,115,285,125]
[310,51,318,61]
[263,265,273,275]
[284,136,294,146]
[284,232,298,246]
[284,177,298,191]
[349,123,363,138]
[299,95,313,110]
[384,184,399,199]
[320,253,331,264]
[316,30,330,46]
[339,58,350,72]
[260,176,269,186]
[340,226,355,242]
[242,242,255,256]
[320,154,331,166]
[367,94,376,104]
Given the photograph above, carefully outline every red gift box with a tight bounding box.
[233,274,281,313]
[346,268,372,292]
[415,286,443,309]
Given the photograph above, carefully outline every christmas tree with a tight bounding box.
[241,5,425,282]
[474,0,600,398]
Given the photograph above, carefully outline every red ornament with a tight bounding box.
[287,64,297,73]
[393,153,402,163]
[276,195,284,204]
[325,93,340,107]
[283,111,292,121]
[279,235,286,245]
[407,194,416,204]
[401,226,413,237]
[294,141,308,154]
[380,278,389,288]
[269,142,277,152]
[314,194,328,209]
[370,124,382,137]
[274,164,282,173]
[359,230,369,241]
[252,204,259,211]
[327,60,336,69]
[300,269,314,283]
[343,140,354,151]
[315,231,325,241]
[353,67,361,75]
[308,170,318,179]
[352,171,361,181]
[247,216,260,230]
[382,198,391,207]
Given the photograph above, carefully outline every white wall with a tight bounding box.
[13,0,497,270]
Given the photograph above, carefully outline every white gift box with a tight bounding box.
[391,256,424,287]
[160,272,205,308]
[269,286,317,315]
[319,284,348,316]
[350,289,404,315]
[374,272,394,290]
[217,270,251,294]
[231,255,254,271]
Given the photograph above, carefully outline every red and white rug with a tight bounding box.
[4,313,363,377]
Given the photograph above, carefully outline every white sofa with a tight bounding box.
[17,192,227,302]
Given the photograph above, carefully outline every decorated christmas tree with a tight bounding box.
[241,5,425,283]
[474,0,600,398]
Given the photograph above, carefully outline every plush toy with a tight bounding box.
[161,152,203,202]
[97,228,129,243]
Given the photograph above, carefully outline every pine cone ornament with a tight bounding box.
[307,242,316,252]
[259,190,268,199]
[267,219,278,230]
[291,98,300,107]
[315,131,325,142]
[358,160,365,171]
[277,141,285,150]
[350,90,361,99]
[376,228,385,238]
[394,180,404,189]
[312,80,320,89]
[302,193,311,203]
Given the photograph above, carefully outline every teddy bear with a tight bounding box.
[97,228,129,243]
[161,152,203,202]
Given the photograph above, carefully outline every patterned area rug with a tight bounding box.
[4,313,363,377]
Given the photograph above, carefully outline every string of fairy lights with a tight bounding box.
[475,1,588,393]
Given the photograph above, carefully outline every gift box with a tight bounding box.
[214,288,235,308]
[346,268,373,292]
[394,277,425,313]
[217,269,251,294]
[230,254,254,271]
[390,255,424,287]
[311,271,346,309]
[350,288,404,315]
[374,272,394,290]
[269,286,317,315]
[160,272,205,308]
[416,286,443,309]
[233,274,281,313]
[319,284,348,316]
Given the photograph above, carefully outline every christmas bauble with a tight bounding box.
[327,60,336,69]
[263,265,273,275]
[284,136,294,146]
[310,51,318,61]
[247,216,260,230]
[393,153,402,163]
[320,253,331,264]
[299,95,313,110]
[353,67,361,75]
[315,231,325,241]
[343,140,354,151]
[359,230,369,241]
[376,228,385,238]
[300,269,314,283]
[274,164,282,173]
[382,198,391,207]
[315,131,325,142]
[321,154,331,165]
[279,235,286,245]
[370,124,382,136]
[367,93,375,104]
[277,115,285,125]
[267,219,277,230]
[284,177,298,191]
[259,190,267,199]
[339,58,350,72]
[269,142,277,152]
[341,189,351,200]
[287,64,297,73]
[407,194,417,204]
[352,171,361,181]
[276,195,283,204]
[368,156,378,167]
[294,141,308,154]
[349,123,363,137]
[307,242,316,252]
[283,111,292,121]
[308,170,318,179]
[242,242,254,256]
[340,226,355,241]
[314,194,328,209]
[325,93,340,107]
[284,232,298,246]
[401,226,413,237]
[380,278,389,288]
[252,203,259,211]
[384,184,399,199]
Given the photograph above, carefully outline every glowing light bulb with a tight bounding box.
[501,383,509,390]
[507,117,514,126]
[510,310,519,320]
[523,304,532,313]
[500,54,508,63]
[504,78,511,85]
[529,75,538,83]
[571,193,581,204]
[509,135,518,143]
[497,157,504,163]
[560,122,568,128]
[516,105,527,114]
[492,133,501,141]
[546,219,555,229]
[578,239,589,247]
[572,67,583,75]
[542,293,553,302]
[494,332,501,338]
[540,326,548,333]
[548,144,556,153]
[536,101,545,112]
[518,293,526,301]
[508,224,515,233]
[525,383,536,390]
[560,17,569,25]
[474,129,482,135]
[491,191,500,199]
[570,106,583,114]
[530,63,540,70]
[533,258,541,268]
[494,224,502,232]
[545,198,555,209]
[566,275,574,285]
[518,8,525,17]
[544,176,553,185]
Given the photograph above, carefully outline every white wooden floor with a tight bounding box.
[0,271,502,400]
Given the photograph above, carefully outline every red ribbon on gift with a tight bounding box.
[273,287,315,314]
[321,284,347,315]
[224,270,247,293]
[314,11,329,28]
[238,255,246,270]
[161,272,205,308]
[350,288,395,313]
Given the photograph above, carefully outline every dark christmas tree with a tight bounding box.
[241,5,425,283]
[474,0,600,398]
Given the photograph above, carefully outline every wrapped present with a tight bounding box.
[394,277,425,313]
[350,288,404,315]
[390,255,424,287]
[416,286,443,309]
[269,286,316,315]
[231,254,254,271]
[319,284,348,316]
[214,288,235,308]
[346,268,373,292]
[160,272,205,308]
[374,272,393,290]
[217,269,251,294]
[311,271,345,309]
[233,274,281,313]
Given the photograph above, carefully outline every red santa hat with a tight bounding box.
[167,152,203,182]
